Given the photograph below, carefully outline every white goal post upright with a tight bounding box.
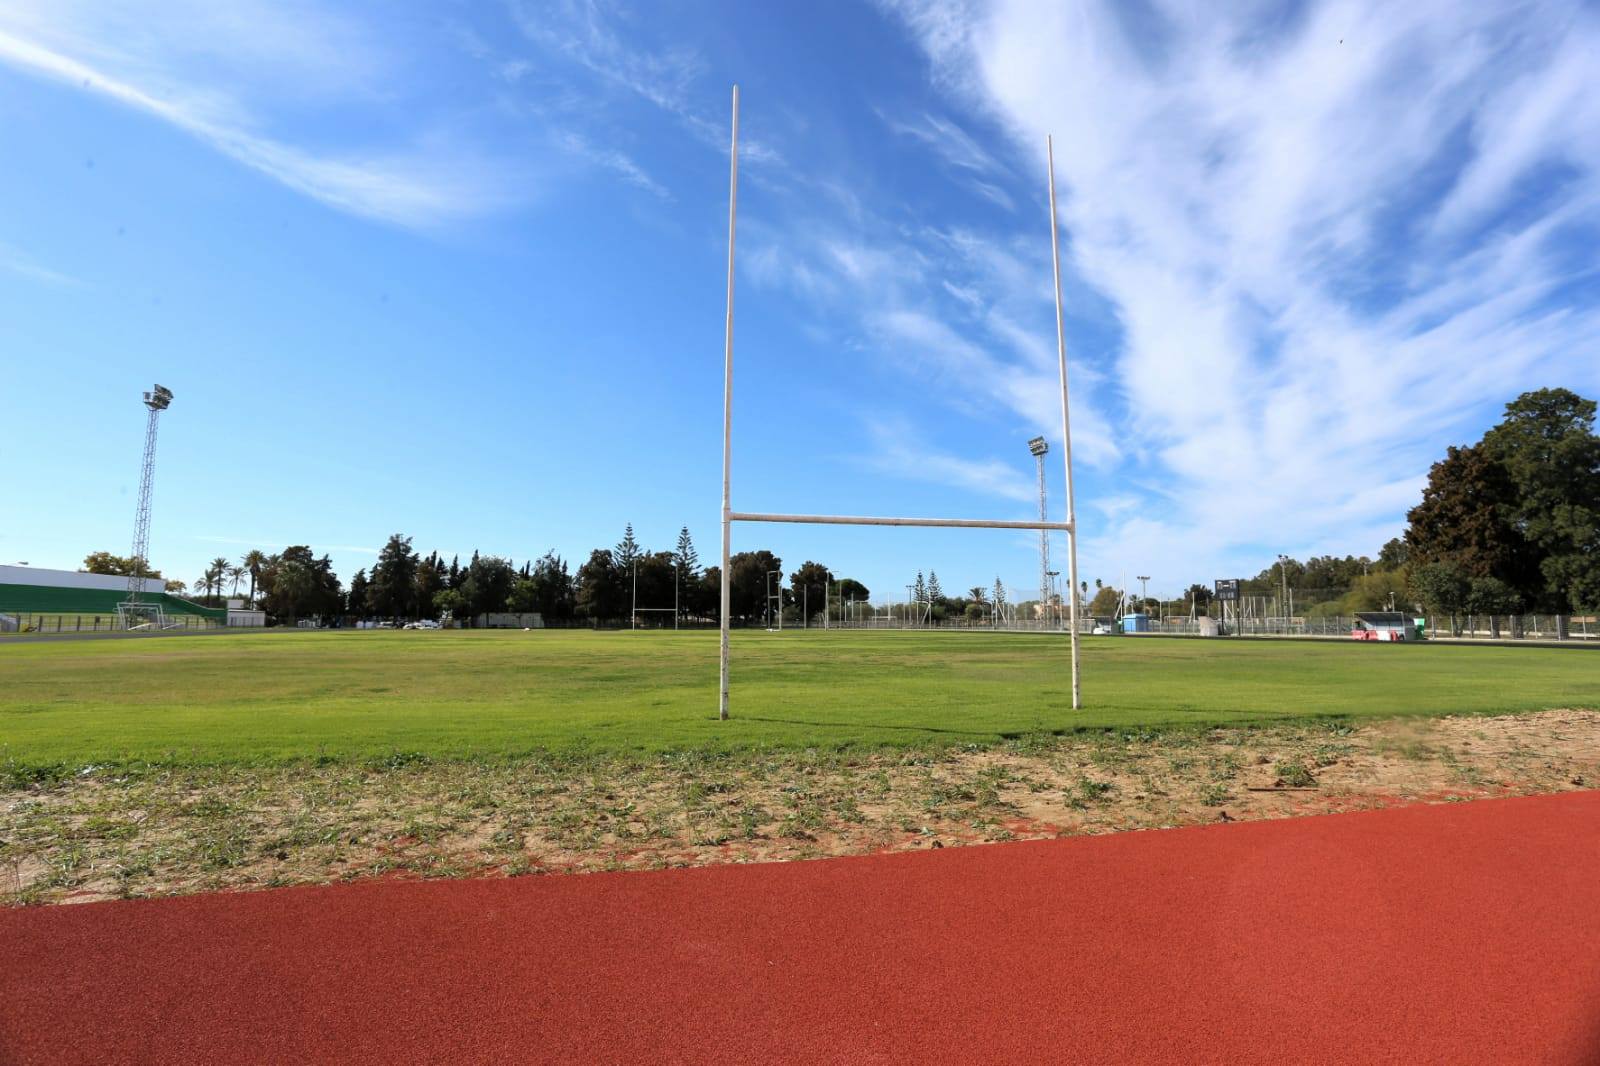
[1047,134,1083,711]
[718,85,740,721]
[716,87,1083,718]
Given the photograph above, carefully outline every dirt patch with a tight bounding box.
[4,710,1597,905]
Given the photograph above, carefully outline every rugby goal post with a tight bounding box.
[716,85,1083,719]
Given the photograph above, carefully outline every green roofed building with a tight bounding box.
[0,564,224,633]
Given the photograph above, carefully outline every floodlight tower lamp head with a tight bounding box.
[1027,436,1049,457]
[144,384,174,411]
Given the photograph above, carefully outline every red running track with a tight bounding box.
[4,791,1600,1065]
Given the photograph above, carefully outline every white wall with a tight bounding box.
[0,565,131,592]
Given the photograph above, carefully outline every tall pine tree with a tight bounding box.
[613,523,642,574]
[674,526,700,576]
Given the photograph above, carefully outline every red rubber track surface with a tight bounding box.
[5,791,1600,1065]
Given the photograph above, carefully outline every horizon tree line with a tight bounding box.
[77,387,1595,627]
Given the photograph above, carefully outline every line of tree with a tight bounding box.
[338,525,874,628]
[83,389,1590,629]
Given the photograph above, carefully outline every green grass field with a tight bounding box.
[4,629,1596,769]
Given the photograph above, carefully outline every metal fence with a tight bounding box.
[0,612,225,634]
[1131,615,1597,642]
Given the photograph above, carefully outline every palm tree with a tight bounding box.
[227,564,245,597]
[241,550,267,607]
[208,556,230,604]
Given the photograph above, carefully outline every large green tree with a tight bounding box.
[789,560,832,622]
[728,550,784,625]
[576,549,627,621]
[1402,388,1600,611]
[414,552,444,620]
[1410,561,1470,633]
[1404,444,1531,587]
[347,569,370,618]
[80,552,159,580]
[460,555,516,620]
[257,546,342,624]
[1480,388,1600,610]
[529,552,576,620]
[368,534,419,620]
[1087,585,1123,617]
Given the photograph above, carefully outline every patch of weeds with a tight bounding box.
[488,824,526,854]
[374,751,431,771]
[1,761,74,791]
[1199,782,1230,806]
[1309,743,1352,768]
[728,805,768,840]
[1069,776,1116,810]
[179,798,235,819]
[76,816,140,842]
[780,793,830,837]
[1206,753,1243,781]
[1007,731,1060,756]
[197,827,251,870]
[1274,760,1317,788]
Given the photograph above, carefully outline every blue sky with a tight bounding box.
[2,0,1597,603]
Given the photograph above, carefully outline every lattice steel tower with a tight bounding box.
[125,384,174,612]
[1027,436,1050,610]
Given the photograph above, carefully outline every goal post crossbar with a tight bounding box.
[731,512,1074,532]
[716,85,1083,720]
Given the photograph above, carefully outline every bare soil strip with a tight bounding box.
[4,709,1596,906]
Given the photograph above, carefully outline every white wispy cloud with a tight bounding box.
[506,0,782,168]
[739,205,1120,485]
[859,419,1038,505]
[0,11,523,227]
[0,242,78,286]
[884,0,1600,588]
[556,131,670,200]
[880,109,1017,210]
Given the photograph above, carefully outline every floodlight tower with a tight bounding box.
[125,384,173,614]
[1028,436,1050,612]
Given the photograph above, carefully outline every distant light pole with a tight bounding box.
[1136,575,1150,614]
[1276,554,1291,633]
[632,562,638,631]
[125,384,174,623]
[673,560,680,630]
[767,569,782,631]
